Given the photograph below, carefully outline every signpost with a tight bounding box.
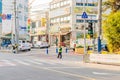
[81,1,88,62]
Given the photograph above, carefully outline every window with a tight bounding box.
[51,19,54,23]
[57,3,60,7]
[51,5,54,9]
[67,16,70,20]
[61,2,64,6]
[76,3,83,6]
[67,0,70,4]
[64,1,67,5]
[76,20,84,23]
[57,18,60,22]
[54,4,57,8]
[61,17,64,21]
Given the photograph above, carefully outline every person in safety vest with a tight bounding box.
[57,44,62,59]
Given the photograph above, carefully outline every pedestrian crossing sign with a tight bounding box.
[82,12,88,18]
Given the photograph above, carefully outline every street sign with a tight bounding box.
[82,12,88,18]
[6,14,12,20]
[21,27,26,29]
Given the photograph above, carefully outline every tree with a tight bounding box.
[103,11,120,52]
[103,0,120,12]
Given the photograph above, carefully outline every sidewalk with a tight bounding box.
[89,53,120,66]
[0,48,12,53]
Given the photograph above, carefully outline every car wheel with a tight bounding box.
[28,49,31,51]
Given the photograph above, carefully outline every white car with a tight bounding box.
[33,41,50,48]
[18,40,31,51]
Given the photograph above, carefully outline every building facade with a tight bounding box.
[49,0,98,48]
[1,0,29,40]
[49,0,71,47]
[29,9,49,44]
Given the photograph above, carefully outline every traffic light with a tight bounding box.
[27,19,31,32]
[88,23,93,38]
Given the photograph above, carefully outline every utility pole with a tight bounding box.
[98,0,102,53]
[14,0,19,53]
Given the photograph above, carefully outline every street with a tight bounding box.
[0,47,120,80]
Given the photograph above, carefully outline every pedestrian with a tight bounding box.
[87,46,90,51]
[57,44,62,59]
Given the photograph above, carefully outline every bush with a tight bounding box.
[76,45,84,48]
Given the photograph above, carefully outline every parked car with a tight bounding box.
[33,41,50,48]
[18,40,31,51]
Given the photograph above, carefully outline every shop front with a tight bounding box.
[60,27,71,47]
[49,26,59,46]
[50,24,71,47]
[30,27,47,44]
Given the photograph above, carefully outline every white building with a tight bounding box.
[29,9,49,44]
[49,0,98,48]
[2,0,29,40]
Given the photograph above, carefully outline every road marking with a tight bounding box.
[31,65,96,80]
[93,72,120,76]
[93,72,109,75]
[25,59,43,65]
[34,59,57,65]
[13,59,30,66]
[1,60,16,66]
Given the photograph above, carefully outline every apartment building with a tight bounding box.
[49,0,98,47]
[29,9,49,44]
[1,0,29,40]
[49,0,71,47]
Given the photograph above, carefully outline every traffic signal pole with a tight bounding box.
[98,0,102,53]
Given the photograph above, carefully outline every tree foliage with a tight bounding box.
[103,0,120,12]
[103,11,120,52]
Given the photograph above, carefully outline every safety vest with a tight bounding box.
[58,47,62,52]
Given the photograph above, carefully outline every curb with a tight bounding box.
[0,50,12,53]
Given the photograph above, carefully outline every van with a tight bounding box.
[18,40,31,51]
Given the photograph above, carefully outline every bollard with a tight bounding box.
[56,48,58,54]
[46,48,48,54]
[65,47,67,53]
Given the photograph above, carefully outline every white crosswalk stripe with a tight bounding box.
[24,59,43,65]
[33,59,56,65]
[0,58,65,67]
[13,59,30,66]
[1,60,16,66]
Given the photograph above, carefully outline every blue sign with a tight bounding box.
[82,12,88,18]
[6,14,12,20]
[0,0,2,23]
[21,27,26,29]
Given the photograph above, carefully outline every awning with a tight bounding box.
[60,31,71,35]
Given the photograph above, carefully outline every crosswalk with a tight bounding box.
[0,58,64,67]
